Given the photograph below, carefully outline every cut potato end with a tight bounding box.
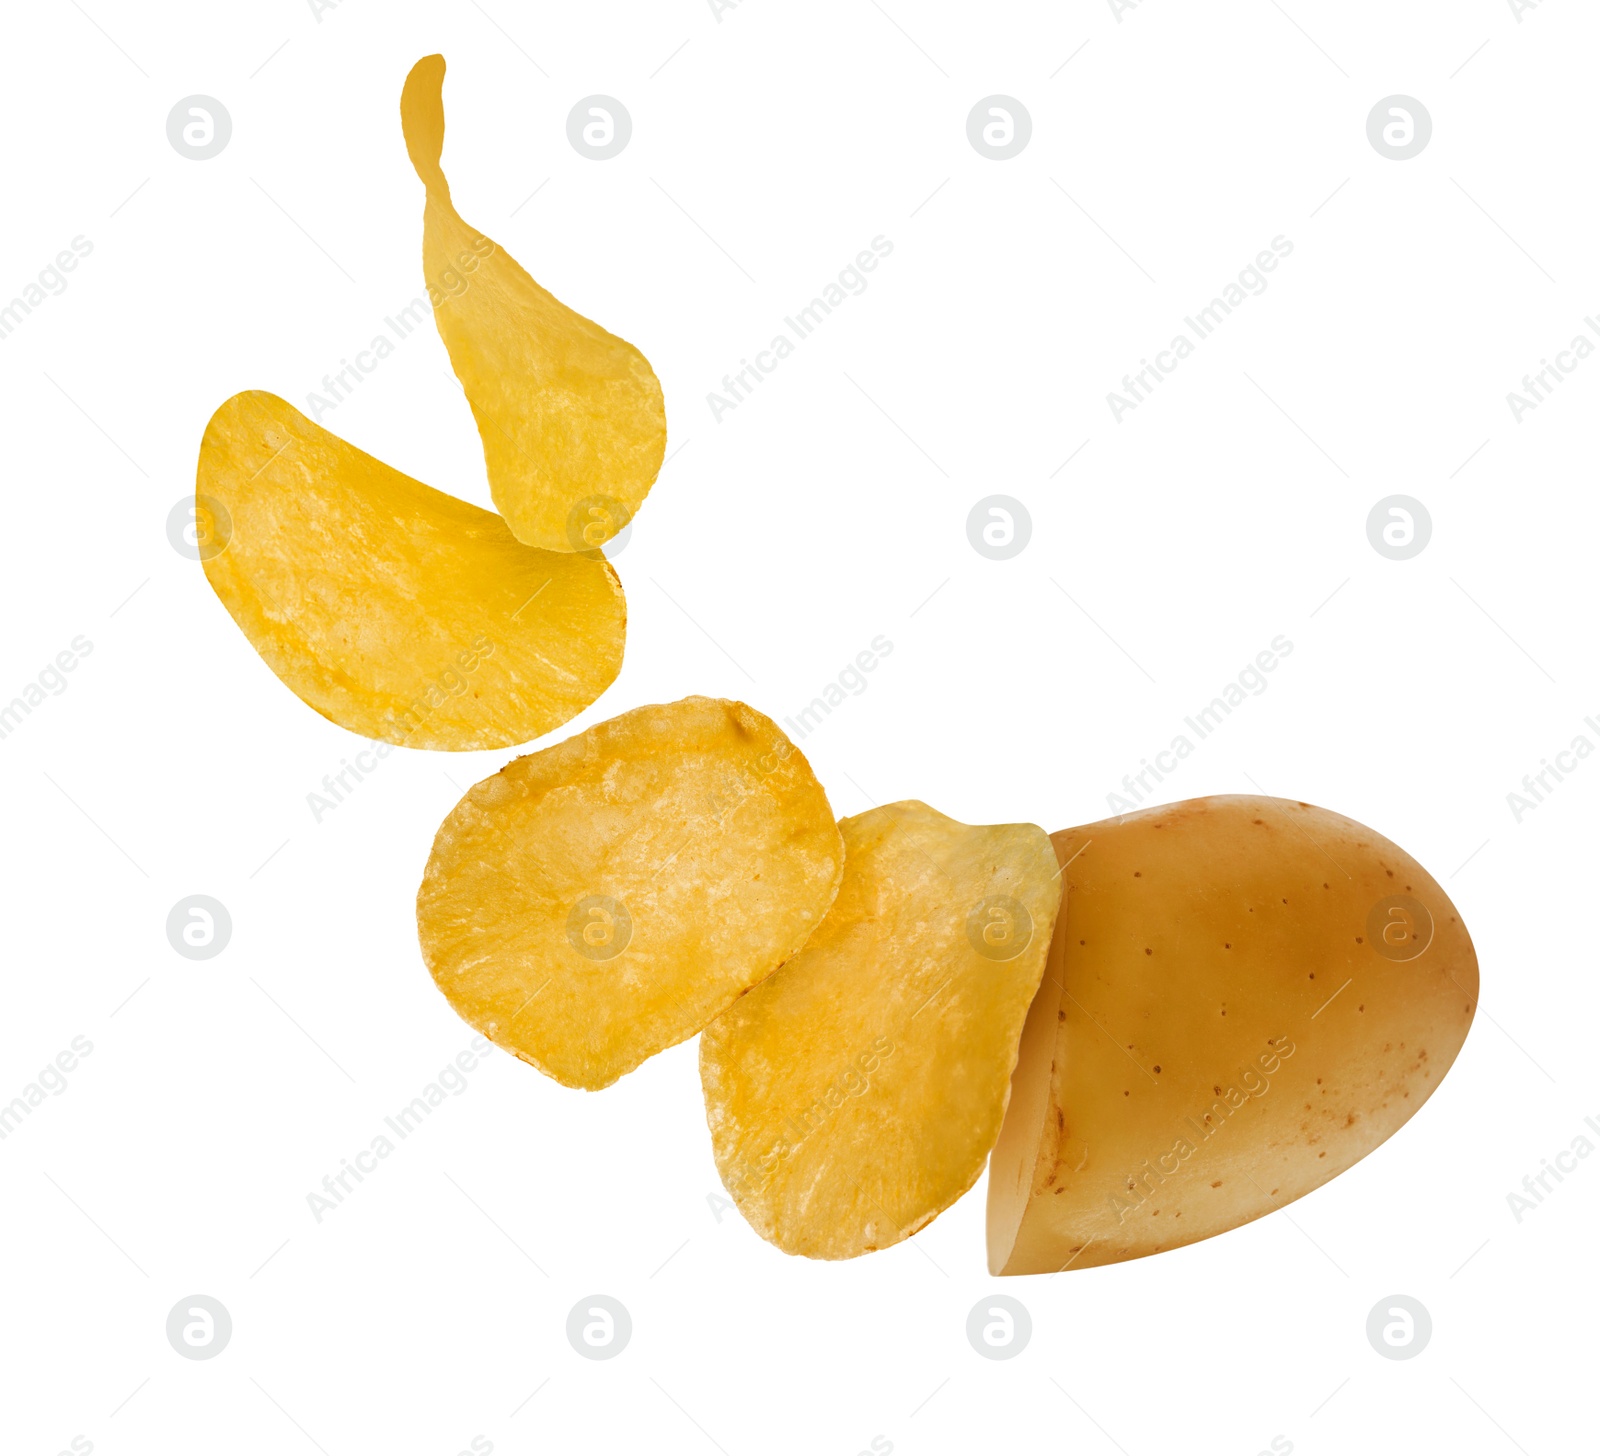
[400,55,666,553]
[198,390,625,750]
[701,801,1060,1260]
[417,698,843,1090]
[987,796,1479,1275]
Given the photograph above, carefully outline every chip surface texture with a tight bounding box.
[198,390,625,750]
[417,698,843,1089]
[701,801,1060,1259]
[401,54,666,553]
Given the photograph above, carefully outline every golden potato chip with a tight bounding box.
[700,801,1060,1259]
[198,390,625,751]
[987,796,1479,1275]
[416,698,843,1090]
[401,55,666,553]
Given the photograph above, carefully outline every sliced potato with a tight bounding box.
[987,796,1478,1275]
[701,801,1059,1259]
[417,698,842,1090]
[401,55,666,552]
[198,391,624,750]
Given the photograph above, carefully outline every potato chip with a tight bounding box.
[401,55,666,553]
[700,801,1060,1259]
[198,390,625,751]
[416,697,843,1090]
[987,796,1479,1275]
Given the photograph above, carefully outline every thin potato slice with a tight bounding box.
[417,698,843,1090]
[987,796,1479,1275]
[198,390,625,750]
[401,55,666,553]
[701,801,1060,1259]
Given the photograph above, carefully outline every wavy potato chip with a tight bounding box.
[401,55,666,553]
[700,801,1060,1259]
[198,390,625,750]
[987,797,1478,1275]
[417,697,843,1090]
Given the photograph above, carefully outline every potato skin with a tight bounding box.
[987,796,1478,1275]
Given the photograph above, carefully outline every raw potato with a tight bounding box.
[401,55,666,553]
[702,801,1061,1259]
[417,698,842,1090]
[987,796,1478,1275]
[198,391,625,750]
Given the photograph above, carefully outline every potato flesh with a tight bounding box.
[401,55,666,553]
[417,698,842,1090]
[701,801,1060,1259]
[987,796,1479,1275]
[198,391,625,750]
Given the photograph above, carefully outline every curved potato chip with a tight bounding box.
[416,697,843,1090]
[198,390,625,751]
[700,801,1060,1259]
[401,55,666,553]
[986,797,1478,1275]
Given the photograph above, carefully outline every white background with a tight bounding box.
[1,1,1593,1453]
